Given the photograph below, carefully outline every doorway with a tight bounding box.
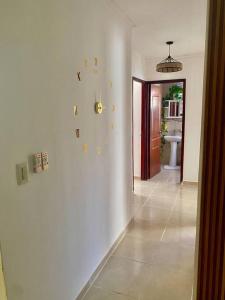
[132,78,186,183]
[131,77,197,300]
[132,77,144,181]
[149,79,186,183]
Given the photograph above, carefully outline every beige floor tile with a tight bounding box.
[162,225,196,247]
[167,177,181,184]
[82,286,136,300]
[135,206,171,226]
[113,236,194,273]
[131,194,148,214]
[178,188,198,200]
[140,268,193,300]
[151,188,179,200]
[94,256,151,297]
[153,181,180,192]
[163,210,197,247]
[134,179,158,189]
[126,220,165,241]
[85,170,197,300]
[134,186,152,197]
[144,194,176,210]
[169,210,197,227]
[174,193,198,215]
[133,194,148,203]
[94,256,193,300]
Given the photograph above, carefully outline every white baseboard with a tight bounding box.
[183,181,199,186]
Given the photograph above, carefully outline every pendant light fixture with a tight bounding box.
[156,41,183,73]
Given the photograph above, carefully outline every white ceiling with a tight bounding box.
[112,0,208,58]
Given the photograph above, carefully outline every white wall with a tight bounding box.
[145,54,205,182]
[0,1,133,300]
[133,81,142,178]
[132,51,147,80]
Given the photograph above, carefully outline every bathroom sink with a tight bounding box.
[164,135,182,170]
[164,135,182,143]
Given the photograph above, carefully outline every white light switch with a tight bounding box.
[16,163,28,185]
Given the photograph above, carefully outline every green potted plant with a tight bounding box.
[168,85,183,101]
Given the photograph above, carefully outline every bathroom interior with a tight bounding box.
[154,81,184,175]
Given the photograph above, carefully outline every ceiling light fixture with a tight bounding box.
[156,41,183,73]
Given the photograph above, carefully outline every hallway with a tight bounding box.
[82,170,198,300]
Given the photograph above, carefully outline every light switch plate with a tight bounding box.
[16,163,28,185]
[33,153,42,173]
[41,152,49,171]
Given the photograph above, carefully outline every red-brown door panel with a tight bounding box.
[149,95,161,179]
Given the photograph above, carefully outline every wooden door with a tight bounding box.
[141,82,150,180]
[149,95,161,178]
[197,0,225,299]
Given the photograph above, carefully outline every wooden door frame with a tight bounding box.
[132,77,186,183]
[196,0,225,298]
[132,77,147,186]
[148,79,186,183]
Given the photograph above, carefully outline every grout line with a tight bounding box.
[111,254,149,265]
[92,284,137,299]
[137,176,180,233]
[160,189,179,241]
[160,226,167,241]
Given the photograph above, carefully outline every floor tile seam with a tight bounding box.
[155,179,181,242]
[103,256,195,279]
[169,208,198,219]
[158,239,196,250]
[142,203,177,211]
[144,192,179,204]
[133,193,152,217]
[149,181,160,191]
[143,196,176,210]
[160,202,177,241]
[151,185,180,197]
[133,192,151,203]
[169,191,181,214]
[175,196,198,203]
[147,193,181,201]
[141,204,176,215]
[111,253,195,270]
[164,225,197,232]
[125,234,159,242]
[147,185,158,198]
[92,284,138,300]
[110,253,150,265]
[123,231,163,243]
[163,210,196,234]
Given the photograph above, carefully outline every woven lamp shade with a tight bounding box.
[156,41,183,73]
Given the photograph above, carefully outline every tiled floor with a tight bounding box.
[82,170,198,300]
